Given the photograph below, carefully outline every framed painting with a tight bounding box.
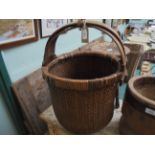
[69,19,78,22]
[111,19,119,28]
[70,19,103,23]
[111,19,125,29]
[40,19,69,38]
[102,19,113,27]
[0,19,38,49]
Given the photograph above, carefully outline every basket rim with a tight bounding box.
[42,51,123,90]
[128,76,155,109]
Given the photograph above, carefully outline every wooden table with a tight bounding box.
[40,101,123,135]
[85,37,130,57]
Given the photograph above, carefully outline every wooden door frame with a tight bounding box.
[0,52,27,134]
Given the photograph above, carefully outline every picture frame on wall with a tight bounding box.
[69,19,104,23]
[67,19,75,23]
[0,19,38,49]
[40,19,69,38]
[102,19,112,27]
[111,19,125,29]
[111,19,119,28]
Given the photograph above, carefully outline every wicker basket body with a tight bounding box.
[120,76,155,135]
[42,21,126,134]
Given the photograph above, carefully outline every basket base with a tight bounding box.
[40,104,123,135]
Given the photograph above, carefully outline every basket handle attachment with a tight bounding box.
[42,20,127,79]
[80,19,89,43]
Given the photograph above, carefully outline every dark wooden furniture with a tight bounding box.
[12,69,51,134]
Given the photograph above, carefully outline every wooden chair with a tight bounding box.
[12,69,51,134]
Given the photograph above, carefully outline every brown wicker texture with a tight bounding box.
[42,20,127,134]
[120,76,155,135]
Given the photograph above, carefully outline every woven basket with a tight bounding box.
[42,20,126,134]
[120,76,155,135]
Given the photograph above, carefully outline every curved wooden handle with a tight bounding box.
[42,20,126,73]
